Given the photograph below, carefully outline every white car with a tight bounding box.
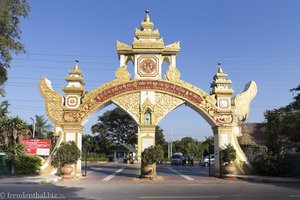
[200,154,214,166]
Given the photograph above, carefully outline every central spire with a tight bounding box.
[140,10,154,31]
[116,10,180,54]
[133,10,164,49]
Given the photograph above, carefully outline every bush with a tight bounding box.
[7,144,25,163]
[252,152,287,176]
[84,153,109,162]
[142,145,164,165]
[15,154,42,174]
[222,144,236,163]
[51,141,81,168]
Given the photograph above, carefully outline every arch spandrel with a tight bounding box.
[112,92,140,123]
[38,59,257,144]
[72,78,233,127]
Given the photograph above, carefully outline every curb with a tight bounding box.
[0,176,61,185]
[225,174,300,184]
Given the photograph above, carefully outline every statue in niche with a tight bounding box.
[144,108,152,125]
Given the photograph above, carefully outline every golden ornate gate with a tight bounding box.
[39,11,257,177]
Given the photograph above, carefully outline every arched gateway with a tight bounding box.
[39,11,257,177]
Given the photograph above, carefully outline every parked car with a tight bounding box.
[171,153,183,165]
[200,154,214,166]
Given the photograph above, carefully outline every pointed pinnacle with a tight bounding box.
[74,59,79,70]
[218,67,223,73]
[144,10,150,22]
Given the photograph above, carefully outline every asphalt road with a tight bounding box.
[0,182,299,200]
[0,163,299,200]
[83,162,213,182]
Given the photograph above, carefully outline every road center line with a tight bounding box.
[140,196,219,199]
[102,167,125,181]
[167,167,194,181]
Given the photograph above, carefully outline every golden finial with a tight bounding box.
[74,59,79,70]
[144,9,150,22]
[217,62,223,73]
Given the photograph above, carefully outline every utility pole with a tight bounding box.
[170,128,173,156]
[30,117,36,139]
[168,128,173,158]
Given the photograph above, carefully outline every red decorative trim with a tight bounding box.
[93,80,202,105]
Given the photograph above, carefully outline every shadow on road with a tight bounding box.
[83,162,211,180]
[0,183,93,200]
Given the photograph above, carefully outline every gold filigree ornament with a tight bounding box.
[39,78,64,125]
[112,92,140,123]
[155,92,184,122]
[115,66,131,82]
[215,114,234,124]
[232,81,257,123]
[63,111,78,122]
[165,66,180,81]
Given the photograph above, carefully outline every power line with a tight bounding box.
[4,83,297,91]
[25,53,115,58]
[16,53,300,61]
[11,65,115,71]
[12,58,118,64]
[8,76,110,83]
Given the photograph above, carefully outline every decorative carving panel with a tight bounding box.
[155,92,184,123]
[112,92,140,123]
[137,56,159,77]
[232,81,257,123]
[66,95,80,108]
[39,78,63,125]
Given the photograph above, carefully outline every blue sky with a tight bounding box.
[4,0,300,141]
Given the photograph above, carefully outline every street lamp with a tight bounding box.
[30,117,36,139]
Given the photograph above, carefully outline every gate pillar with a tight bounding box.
[61,124,83,176]
[212,126,234,177]
[138,125,156,163]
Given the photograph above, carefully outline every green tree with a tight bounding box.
[0,116,28,151]
[0,101,9,118]
[7,143,25,174]
[7,143,24,163]
[172,137,202,160]
[0,0,30,95]
[202,136,214,156]
[11,116,28,143]
[155,126,168,159]
[92,107,138,146]
[155,126,165,146]
[263,84,300,151]
[253,84,299,175]
[82,134,94,154]
[91,121,115,154]
[34,115,52,138]
[0,117,10,150]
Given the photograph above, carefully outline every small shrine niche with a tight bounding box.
[144,108,152,125]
